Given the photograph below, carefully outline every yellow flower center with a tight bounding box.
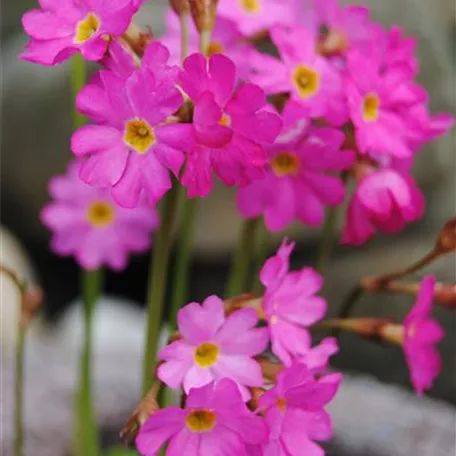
[240,0,261,13]
[185,409,217,433]
[86,201,115,228]
[362,93,380,122]
[271,152,301,177]
[277,398,287,413]
[218,113,232,127]
[292,65,320,99]
[208,41,225,56]
[194,342,220,368]
[124,119,156,154]
[74,13,101,44]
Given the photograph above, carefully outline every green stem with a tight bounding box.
[226,218,261,298]
[75,269,102,456]
[14,326,25,456]
[142,186,180,394]
[252,220,270,295]
[71,54,86,128]
[169,193,198,330]
[316,207,339,276]
[180,13,190,62]
[333,285,364,338]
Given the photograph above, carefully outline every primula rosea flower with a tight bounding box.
[249,25,347,125]
[136,379,267,456]
[260,240,327,366]
[251,363,341,456]
[342,160,424,245]
[160,11,254,78]
[71,42,193,208]
[158,295,268,400]
[41,161,158,270]
[21,0,141,65]
[179,52,282,197]
[237,100,354,231]
[217,0,295,36]
[403,275,444,395]
[297,337,339,371]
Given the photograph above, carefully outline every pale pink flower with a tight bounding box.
[71,43,192,208]
[249,25,347,125]
[255,363,342,456]
[179,52,282,197]
[136,379,267,456]
[237,100,353,231]
[260,240,327,366]
[158,295,269,400]
[41,161,158,270]
[403,275,444,395]
[21,0,141,65]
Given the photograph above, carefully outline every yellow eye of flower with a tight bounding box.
[218,113,232,127]
[74,13,101,44]
[362,93,380,122]
[241,0,261,13]
[186,410,217,433]
[292,65,320,99]
[277,398,287,413]
[271,152,301,177]
[87,201,115,227]
[124,119,156,154]
[194,342,220,368]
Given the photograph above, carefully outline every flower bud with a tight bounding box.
[189,0,218,34]
[170,0,190,15]
[434,282,456,309]
[436,217,456,254]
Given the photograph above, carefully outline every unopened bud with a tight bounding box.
[189,0,218,34]
[434,282,456,309]
[170,0,190,15]
[436,217,456,254]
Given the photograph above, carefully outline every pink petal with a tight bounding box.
[167,429,201,456]
[20,37,77,65]
[183,364,215,394]
[199,427,245,456]
[208,53,236,106]
[22,10,74,40]
[71,125,123,157]
[213,354,264,388]
[281,414,325,456]
[111,153,144,208]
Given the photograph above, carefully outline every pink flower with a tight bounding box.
[249,25,347,125]
[237,100,354,231]
[136,379,267,456]
[21,0,141,65]
[158,295,269,400]
[179,52,282,197]
[71,43,192,208]
[217,0,295,36]
[403,275,444,395]
[342,162,424,245]
[255,363,342,456]
[159,11,254,78]
[260,240,327,366]
[41,160,158,270]
[297,337,339,372]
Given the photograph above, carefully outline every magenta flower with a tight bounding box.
[21,0,141,65]
[403,275,444,395]
[136,379,267,456]
[179,52,282,197]
[297,337,339,372]
[237,100,354,231]
[249,25,347,125]
[260,240,327,366]
[72,43,192,208]
[256,363,342,456]
[217,0,295,36]
[160,11,254,78]
[41,161,158,270]
[342,162,424,245]
[158,295,269,400]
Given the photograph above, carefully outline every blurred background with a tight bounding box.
[1,0,455,455]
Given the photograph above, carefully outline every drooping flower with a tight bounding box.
[71,42,192,208]
[237,100,354,231]
[249,25,347,125]
[159,11,254,77]
[21,0,142,65]
[136,379,267,456]
[342,160,425,245]
[260,240,327,366]
[158,295,269,400]
[179,52,282,197]
[41,160,158,270]
[255,363,342,456]
[403,275,444,395]
[217,0,295,36]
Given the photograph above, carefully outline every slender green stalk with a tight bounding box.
[226,218,261,298]
[332,285,364,338]
[14,326,25,456]
[316,207,339,275]
[75,269,102,456]
[71,54,86,128]
[252,220,270,295]
[142,186,180,394]
[180,13,190,63]
[169,194,198,330]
